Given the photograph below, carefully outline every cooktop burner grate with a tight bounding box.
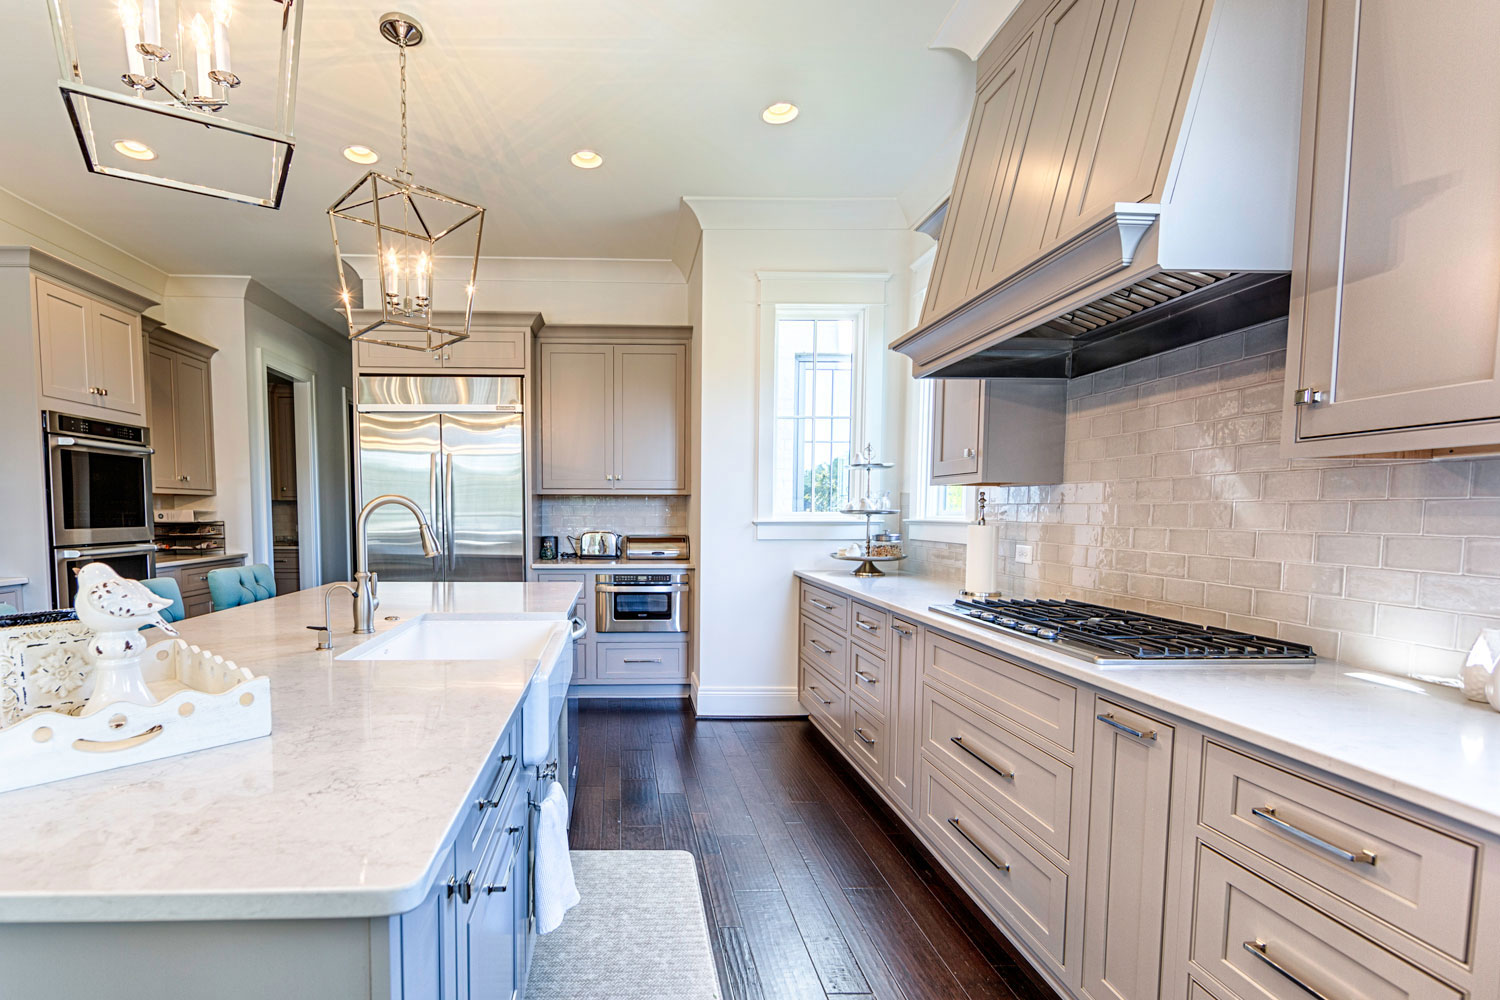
[942,596,1316,662]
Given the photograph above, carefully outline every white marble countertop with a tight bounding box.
[797,570,1500,838]
[155,551,248,568]
[0,581,580,923]
[531,559,694,571]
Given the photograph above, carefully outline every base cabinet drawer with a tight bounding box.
[850,601,889,652]
[922,684,1073,858]
[595,643,686,682]
[799,616,848,682]
[1189,846,1461,1000]
[800,658,846,740]
[847,703,888,786]
[919,758,1068,967]
[799,582,850,630]
[1199,742,1477,960]
[848,642,889,716]
[924,633,1077,752]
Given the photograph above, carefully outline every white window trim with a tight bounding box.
[754,271,891,541]
[903,360,974,543]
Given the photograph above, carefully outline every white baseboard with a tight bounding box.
[691,684,805,718]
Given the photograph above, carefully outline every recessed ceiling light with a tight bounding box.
[343,145,379,164]
[762,101,799,125]
[570,149,604,170]
[113,139,156,161]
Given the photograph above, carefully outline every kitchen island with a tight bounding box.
[0,581,580,1000]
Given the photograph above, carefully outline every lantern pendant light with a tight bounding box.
[327,12,484,353]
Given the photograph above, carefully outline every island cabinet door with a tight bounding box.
[460,801,525,1000]
[1081,698,1175,1000]
[398,841,459,1000]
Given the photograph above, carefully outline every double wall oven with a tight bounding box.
[44,412,155,607]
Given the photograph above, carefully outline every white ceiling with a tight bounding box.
[6,1,973,318]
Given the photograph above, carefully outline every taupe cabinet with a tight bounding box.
[921,0,1209,329]
[356,325,529,372]
[795,575,1498,1000]
[537,340,688,494]
[156,555,245,619]
[1284,0,1500,455]
[929,378,1067,486]
[34,275,146,419]
[268,381,296,501]
[146,327,217,495]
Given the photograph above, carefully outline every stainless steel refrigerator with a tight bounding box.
[355,375,525,582]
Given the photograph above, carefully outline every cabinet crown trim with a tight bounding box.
[5,247,157,314]
[148,326,218,360]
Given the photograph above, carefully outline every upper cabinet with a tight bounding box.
[146,326,217,496]
[353,318,537,373]
[35,276,146,418]
[536,331,690,495]
[1284,0,1500,455]
[930,379,1066,486]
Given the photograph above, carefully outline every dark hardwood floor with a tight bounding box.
[566,698,1057,1000]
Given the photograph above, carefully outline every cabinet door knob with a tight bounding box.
[962,447,975,459]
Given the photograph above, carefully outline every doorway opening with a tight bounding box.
[265,373,306,593]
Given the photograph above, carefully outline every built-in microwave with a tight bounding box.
[595,573,689,633]
[43,412,154,548]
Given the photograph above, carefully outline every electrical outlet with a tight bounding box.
[1014,544,1034,565]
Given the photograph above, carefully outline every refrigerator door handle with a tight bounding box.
[429,452,441,552]
[444,451,456,577]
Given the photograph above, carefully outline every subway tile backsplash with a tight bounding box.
[536,495,688,550]
[908,321,1500,681]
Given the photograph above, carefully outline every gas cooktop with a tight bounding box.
[931,596,1317,667]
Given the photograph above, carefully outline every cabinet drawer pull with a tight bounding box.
[623,657,663,664]
[891,624,914,637]
[946,817,1009,872]
[1251,806,1377,866]
[854,669,877,685]
[808,598,835,611]
[854,727,876,746]
[808,685,832,706]
[809,640,834,655]
[854,619,878,633]
[1096,712,1157,742]
[445,875,458,899]
[1242,940,1336,1000]
[949,736,1014,780]
[457,871,474,903]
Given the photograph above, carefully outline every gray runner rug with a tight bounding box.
[526,850,722,1000]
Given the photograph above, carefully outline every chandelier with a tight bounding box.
[327,13,484,354]
[45,0,302,208]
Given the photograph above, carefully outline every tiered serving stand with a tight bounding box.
[830,446,907,577]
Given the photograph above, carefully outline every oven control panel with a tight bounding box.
[603,574,676,586]
[47,412,147,443]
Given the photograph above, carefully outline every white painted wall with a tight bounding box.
[685,198,918,716]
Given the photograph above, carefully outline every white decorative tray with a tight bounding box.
[0,638,271,794]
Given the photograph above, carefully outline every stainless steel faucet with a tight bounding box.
[351,494,441,634]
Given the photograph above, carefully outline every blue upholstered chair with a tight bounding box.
[140,577,186,624]
[0,603,17,617]
[207,564,276,612]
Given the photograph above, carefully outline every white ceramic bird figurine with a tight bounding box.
[74,563,178,713]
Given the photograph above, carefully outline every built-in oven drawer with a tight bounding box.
[53,543,156,609]
[595,575,688,633]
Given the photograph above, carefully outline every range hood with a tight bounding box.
[894,0,1307,379]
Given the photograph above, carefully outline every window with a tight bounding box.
[754,270,889,539]
[772,311,861,516]
[906,377,973,523]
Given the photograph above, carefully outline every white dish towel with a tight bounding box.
[534,780,581,934]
